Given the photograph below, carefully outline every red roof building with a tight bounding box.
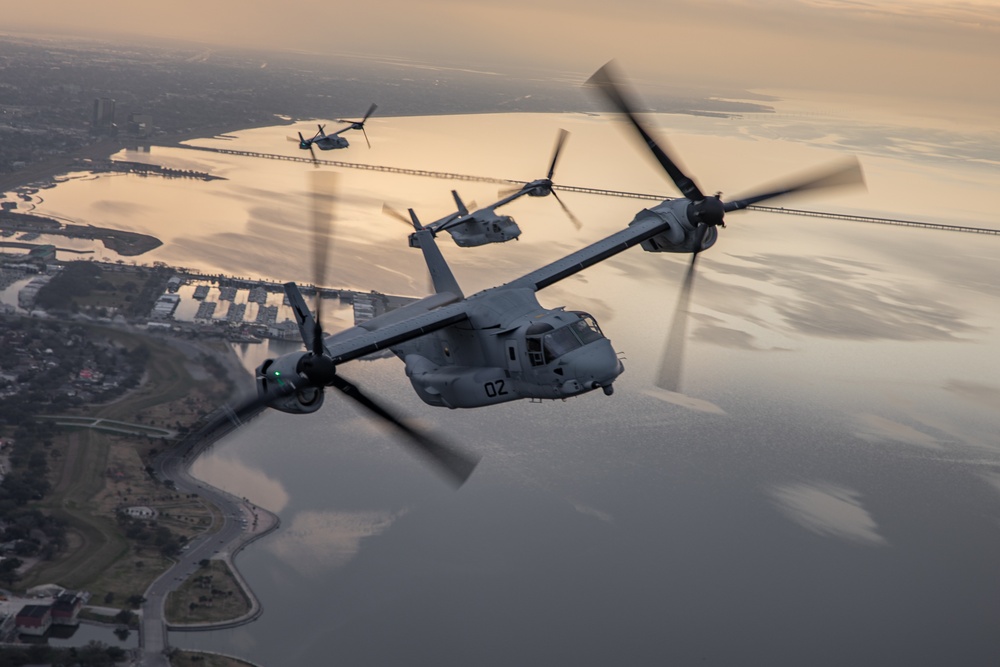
[15,605,51,636]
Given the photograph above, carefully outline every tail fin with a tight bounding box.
[451,190,470,217]
[283,282,319,350]
[411,229,463,299]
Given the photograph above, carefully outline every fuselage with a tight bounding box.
[441,211,521,247]
[395,288,622,408]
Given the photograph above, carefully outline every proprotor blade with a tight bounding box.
[587,61,705,202]
[200,382,297,439]
[310,170,337,349]
[329,374,479,486]
[655,224,706,393]
[548,128,569,180]
[724,157,865,211]
[551,190,582,230]
[382,203,413,227]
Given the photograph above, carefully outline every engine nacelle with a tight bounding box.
[629,203,718,254]
[256,354,325,415]
[404,354,520,409]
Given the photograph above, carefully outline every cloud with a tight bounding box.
[642,388,727,414]
[264,509,403,577]
[944,379,1000,411]
[191,455,290,512]
[770,481,887,545]
[714,253,977,341]
[853,413,942,450]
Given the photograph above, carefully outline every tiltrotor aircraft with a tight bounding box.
[217,65,862,487]
[586,62,863,397]
[291,103,378,161]
[382,129,581,248]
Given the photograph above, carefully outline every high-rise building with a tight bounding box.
[127,112,153,137]
[92,98,116,130]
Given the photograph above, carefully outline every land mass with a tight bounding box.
[1,210,162,256]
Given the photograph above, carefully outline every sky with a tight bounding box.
[6,0,1000,112]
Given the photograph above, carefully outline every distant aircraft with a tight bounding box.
[382,130,581,247]
[290,103,377,162]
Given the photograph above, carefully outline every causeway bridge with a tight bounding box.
[177,144,1000,237]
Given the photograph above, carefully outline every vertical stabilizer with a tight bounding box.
[451,190,470,216]
[413,229,463,299]
[283,282,319,350]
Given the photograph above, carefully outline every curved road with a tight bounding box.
[136,337,274,667]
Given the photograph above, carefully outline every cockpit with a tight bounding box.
[525,312,605,366]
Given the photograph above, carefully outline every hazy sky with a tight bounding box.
[6,1,1000,110]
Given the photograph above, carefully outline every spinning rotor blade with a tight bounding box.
[382,203,413,227]
[199,380,297,440]
[362,126,371,149]
[310,170,336,339]
[587,62,704,202]
[361,102,378,122]
[306,173,476,484]
[500,184,525,197]
[551,190,582,231]
[656,224,707,393]
[329,373,479,486]
[548,128,568,180]
[724,158,865,211]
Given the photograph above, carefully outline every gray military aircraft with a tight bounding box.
[291,103,378,162]
[382,130,581,248]
[214,66,861,488]
[585,62,864,396]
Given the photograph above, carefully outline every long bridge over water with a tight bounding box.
[177,143,1000,237]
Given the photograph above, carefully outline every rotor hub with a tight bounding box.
[297,352,337,386]
[689,197,726,228]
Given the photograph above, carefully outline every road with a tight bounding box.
[134,339,273,666]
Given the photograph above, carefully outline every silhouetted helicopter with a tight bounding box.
[290,103,377,162]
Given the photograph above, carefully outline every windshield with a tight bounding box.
[543,326,582,362]
[570,313,603,344]
[526,314,607,366]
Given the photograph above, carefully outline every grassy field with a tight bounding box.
[164,559,251,625]
[20,326,232,601]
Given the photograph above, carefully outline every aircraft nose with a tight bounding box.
[568,340,622,388]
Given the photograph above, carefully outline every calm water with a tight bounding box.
[8,105,1000,665]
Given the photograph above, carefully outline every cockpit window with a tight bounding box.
[526,313,606,367]
[570,313,603,344]
[542,326,582,363]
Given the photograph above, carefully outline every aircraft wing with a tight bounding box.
[488,188,529,210]
[504,209,672,292]
[319,291,470,365]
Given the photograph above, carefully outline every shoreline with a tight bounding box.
[146,336,281,634]
[0,118,294,200]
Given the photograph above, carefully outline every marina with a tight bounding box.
[145,268,419,344]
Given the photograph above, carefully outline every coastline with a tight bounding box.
[148,337,281,633]
[167,462,280,633]
[0,124,292,641]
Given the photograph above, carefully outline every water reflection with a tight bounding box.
[7,106,1000,665]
